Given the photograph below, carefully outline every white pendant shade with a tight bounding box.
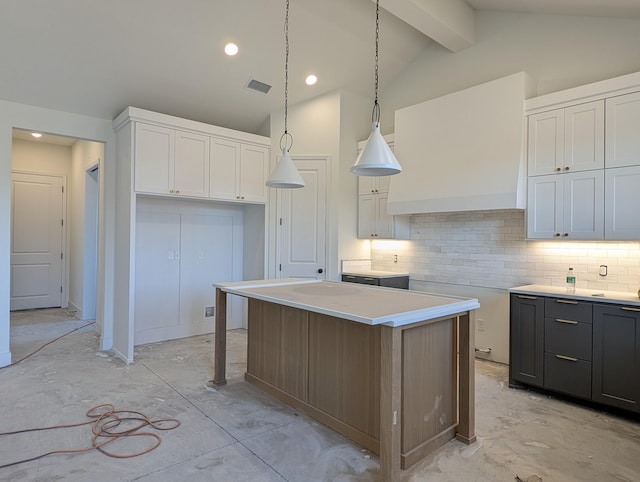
[351,122,402,176]
[266,148,305,189]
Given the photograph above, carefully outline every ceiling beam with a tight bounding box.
[377,0,476,52]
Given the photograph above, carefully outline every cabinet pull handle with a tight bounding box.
[563,233,569,237]
[621,307,640,312]
[564,166,570,171]
[556,299,578,305]
[556,354,578,362]
[517,295,537,300]
[363,277,376,281]
[345,276,356,279]
[556,318,578,324]
[554,233,561,237]
[555,167,562,172]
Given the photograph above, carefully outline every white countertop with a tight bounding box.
[510,284,640,306]
[215,279,479,327]
[341,270,409,278]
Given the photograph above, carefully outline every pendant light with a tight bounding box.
[266,0,305,189]
[351,0,402,177]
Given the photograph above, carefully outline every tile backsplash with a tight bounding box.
[371,209,640,293]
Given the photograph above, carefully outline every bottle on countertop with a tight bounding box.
[566,267,576,293]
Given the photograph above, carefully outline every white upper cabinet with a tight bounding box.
[605,91,640,168]
[528,100,604,176]
[605,165,640,240]
[209,139,267,203]
[174,131,210,198]
[135,123,175,195]
[358,175,391,196]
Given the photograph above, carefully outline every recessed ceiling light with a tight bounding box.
[305,74,318,86]
[224,43,239,56]
[31,132,43,138]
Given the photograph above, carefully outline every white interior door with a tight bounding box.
[277,157,328,279]
[10,172,65,310]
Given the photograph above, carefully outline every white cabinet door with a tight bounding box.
[605,165,640,239]
[528,110,564,176]
[606,92,640,168]
[357,194,376,238]
[239,144,267,203]
[564,101,604,172]
[527,171,604,239]
[210,137,240,200]
[527,175,563,239]
[563,170,604,239]
[134,123,174,194]
[174,131,210,198]
[375,192,394,239]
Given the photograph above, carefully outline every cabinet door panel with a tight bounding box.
[528,109,564,176]
[605,166,640,240]
[510,294,544,387]
[134,123,174,194]
[564,101,604,172]
[174,131,209,197]
[358,194,376,238]
[239,144,267,202]
[544,318,592,361]
[527,175,562,239]
[606,91,640,168]
[593,304,640,412]
[563,170,604,239]
[544,353,591,400]
[210,138,240,200]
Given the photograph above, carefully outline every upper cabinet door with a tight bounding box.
[563,170,604,240]
[528,109,565,176]
[239,144,267,203]
[134,123,174,194]
[210,138,240,201]
[174,131,210,198]
[605,165,640,240]
[564,101,604,172]
[606,91,640,168]
[527,175,563,239]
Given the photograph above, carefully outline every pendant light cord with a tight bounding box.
[372,0,381,125]
[280,0,293,152]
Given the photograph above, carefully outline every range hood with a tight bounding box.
[387,72,536,215]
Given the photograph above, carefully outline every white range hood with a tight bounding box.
[387,72,536,215]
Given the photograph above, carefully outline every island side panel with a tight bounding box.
[401,317,457,469]
[246,299,308,400]
[212,287,228,386]
[457,310,476,444]
[380,325,402,482]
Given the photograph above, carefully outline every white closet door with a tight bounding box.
[134,211,181,344]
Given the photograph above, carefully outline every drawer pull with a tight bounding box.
[517,295,537,300]
[362,277,376,281]
[621,307,640,313]
[556,354,578,362]
[555,318,578,325]
[345,276,356,279]
[556,299,578,305]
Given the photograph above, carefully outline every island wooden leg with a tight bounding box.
[456,311,476,444]
[212,288,228,386]
[380,326,402,482]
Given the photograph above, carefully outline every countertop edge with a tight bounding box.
[510,284,640,306]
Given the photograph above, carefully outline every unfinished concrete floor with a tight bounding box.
[2,309,640,481]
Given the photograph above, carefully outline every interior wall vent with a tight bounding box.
[245,78,272,95]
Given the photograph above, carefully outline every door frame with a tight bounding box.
[274,155,330,280]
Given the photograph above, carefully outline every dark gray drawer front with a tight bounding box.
[544,353,592,400]
[544,318,592,361]
[545,298,592,323]
[341,275,378,285]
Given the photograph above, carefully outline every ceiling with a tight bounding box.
[3,0,640,138]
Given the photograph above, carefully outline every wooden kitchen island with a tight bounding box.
[211,279,479,481]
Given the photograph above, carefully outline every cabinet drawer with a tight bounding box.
[544,353,592,400]
[545,298,592,322]
[341,275,378,285]
[544,318,592,361]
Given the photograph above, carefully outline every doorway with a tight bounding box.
[276,156,329,279]
[10,129,103,344]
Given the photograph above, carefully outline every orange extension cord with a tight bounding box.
[0,403,181,469]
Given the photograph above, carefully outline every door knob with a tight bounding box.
[317,268,323,274]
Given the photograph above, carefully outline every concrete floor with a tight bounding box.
[2,309,640,481]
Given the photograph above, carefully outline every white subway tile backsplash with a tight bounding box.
[370,209,640,293]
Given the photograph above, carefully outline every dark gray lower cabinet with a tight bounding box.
[509,294,544,388]
[341,274,409,289]
[510,292,640,414]
[593,304,640,413]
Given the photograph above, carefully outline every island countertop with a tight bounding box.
[214,278,480,327]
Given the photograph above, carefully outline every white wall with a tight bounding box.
[0,100,115,367]
[380,12,640,132]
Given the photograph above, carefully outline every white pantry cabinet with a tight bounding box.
[527,170,604,240]
[134,123,210,198]
[605,165,640,240]
[527,101,604,176]
[209,138,267,203]
[605,91,640,168]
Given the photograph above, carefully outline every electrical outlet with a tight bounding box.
[477,318,485,332]
[393,254,398,263]
[205,306,215,317]
[599,265,608,277]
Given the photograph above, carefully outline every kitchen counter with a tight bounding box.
[211,278,479,481]
[510,284,640,306]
